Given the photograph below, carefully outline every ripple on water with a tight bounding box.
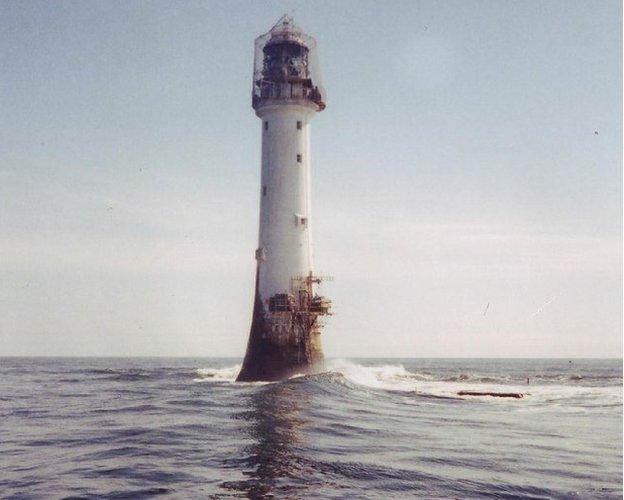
[0,357,621,498]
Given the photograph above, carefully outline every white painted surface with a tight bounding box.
[255,103,318,303]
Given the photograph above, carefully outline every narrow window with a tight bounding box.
[262,186,267,196]
[296,154,302,163]
[296,121,302,130]
[264,121,268,131]
[294,214,308,227]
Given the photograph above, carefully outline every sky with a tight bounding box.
[0,0,621,357]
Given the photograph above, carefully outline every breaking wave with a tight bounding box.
[192,359,622,408]
[194,365,241,382]
[324,360,621,406]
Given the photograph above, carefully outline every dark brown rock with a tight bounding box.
[457,391,524,399]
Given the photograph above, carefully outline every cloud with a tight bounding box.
[317,209,621,282]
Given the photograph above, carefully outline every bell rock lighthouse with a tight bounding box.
[237,16,332,382]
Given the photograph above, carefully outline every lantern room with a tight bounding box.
[252,15,326,111]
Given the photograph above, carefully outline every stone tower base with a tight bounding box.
[237,272,325,382]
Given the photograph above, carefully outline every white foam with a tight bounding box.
[327,359,423,392]
[194,365,241,383]
[410,378,622,406]
[190,360,622,408]
[326,359,623,407]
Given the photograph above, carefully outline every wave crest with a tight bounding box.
[189,360,622,408]
[194,365,241,382]
[327,359,424,392]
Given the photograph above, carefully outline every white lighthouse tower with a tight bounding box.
[237,16,331,382]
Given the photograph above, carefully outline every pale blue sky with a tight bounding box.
[1,1,621,357]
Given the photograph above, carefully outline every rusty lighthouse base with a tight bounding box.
[237,271,331,382]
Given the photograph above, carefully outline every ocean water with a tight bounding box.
[0,358,621,499]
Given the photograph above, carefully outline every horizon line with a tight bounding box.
[0,355,621,360]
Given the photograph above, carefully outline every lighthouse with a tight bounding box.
[237,16,331,382]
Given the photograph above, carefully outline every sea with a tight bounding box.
[0,357,621,499]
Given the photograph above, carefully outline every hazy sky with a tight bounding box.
[1,0,621,357]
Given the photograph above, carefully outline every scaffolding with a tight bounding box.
[267,272,332,322]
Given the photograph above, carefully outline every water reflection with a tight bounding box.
[222,380,313,498]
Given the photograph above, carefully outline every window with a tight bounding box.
[296,121,302,130]
[255,247,266,261]
[295,214,308,227]
[296,154,302,163]
[262,186,267,196]
[264,121,268,131]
